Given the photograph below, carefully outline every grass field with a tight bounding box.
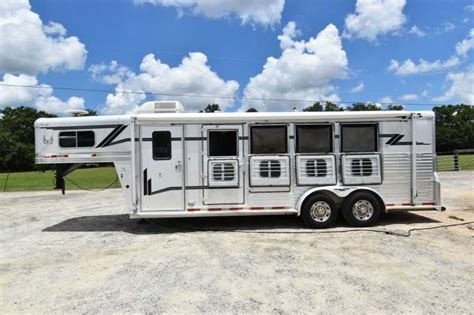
[0,155,472,192]
[436,154,474,171]
[0,167,120,192]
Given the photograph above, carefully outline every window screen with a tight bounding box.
[296,125,332,153]
[208,130,237,156]
[212,163,235,181]
[259,160,281,178]
[351,159,373,176]
[250,125,287,154]
[59,131,95,148]
[152,131,171,160]
[306,159,327,177]
[341,124,378,152]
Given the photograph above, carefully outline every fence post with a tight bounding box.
[453,150,459,171]
[3,171,9,192]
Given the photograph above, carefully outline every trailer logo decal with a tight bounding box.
[380,133,430,146]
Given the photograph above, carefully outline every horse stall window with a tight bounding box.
[296,125,333,153]
[77,131,95,147]
[208,130,237,157]
[341,124,378,152]
[59,131,95,148]
[250,125,287,154]
[152,131,172,160]
[59,131,76,147]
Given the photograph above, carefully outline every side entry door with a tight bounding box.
[140,125,184,211]
[202,125,244,205]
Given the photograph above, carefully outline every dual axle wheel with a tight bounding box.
[301,192,382,229]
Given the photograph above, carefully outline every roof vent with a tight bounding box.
[136,101,184,114]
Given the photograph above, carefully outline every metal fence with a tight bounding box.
[436,150,474,172]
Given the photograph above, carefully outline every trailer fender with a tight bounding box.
[295,186,386,216]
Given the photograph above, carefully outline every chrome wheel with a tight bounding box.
[352,200,374,221]
[310,201,332,222]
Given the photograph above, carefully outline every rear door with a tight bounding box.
[140,125,184,211]
[202,125,244,205]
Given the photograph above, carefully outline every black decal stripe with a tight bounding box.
[96,125,124,148]
[392,141,412,145]
[101,125,128,148]
[143,169,148,196]
[44,124,122,130]
[147,185,239,196]
[108,138,131,146]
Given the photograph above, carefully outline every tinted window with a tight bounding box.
[59,131,76,148]
[208,130,237,156]
[251,125,287,154]
[296,125,332,153]
[341,124,378,152]
[77,131,95,147]
[152,131,171,160]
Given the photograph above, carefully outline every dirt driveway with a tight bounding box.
[1,171,473,314]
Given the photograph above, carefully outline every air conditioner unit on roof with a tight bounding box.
[136,101,184,114]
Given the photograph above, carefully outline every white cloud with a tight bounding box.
[389,28,474,76]
[91,53,240,114]
[463,18,469,24]
[241,22,348,111]
[421,90,429,97]
[466,4,474,12]
[0,0,87,75]
[435,66,474,104]
[135,0,285,26]
[388,57,460,75]
[350,82,365,93]
[343,0,407,42]
[399,93,418,101]
[456,28,474,57]
[0,74,85,114]
[443,22,455,32]
[379,96,393,103]
[408,25,426,37]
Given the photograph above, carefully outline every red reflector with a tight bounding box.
[229,207,242,211]
[208,208,221,211]
[187,208,200,212]
[50,155,57,158]
[385,203,395,206]
[402,203,415,206]
[422,202,435,205]
[92,153,96,157]
[250,207,264,210]
[271,206,286,209]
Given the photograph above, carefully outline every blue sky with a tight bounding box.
[0,0,473,114]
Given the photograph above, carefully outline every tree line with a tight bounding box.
[0,103,472,172]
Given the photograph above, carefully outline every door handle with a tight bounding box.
[175,160,182,171]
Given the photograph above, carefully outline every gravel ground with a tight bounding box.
[1,171,473,314]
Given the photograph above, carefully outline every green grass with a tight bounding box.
[0,167,120,192]
[436,154,474,171]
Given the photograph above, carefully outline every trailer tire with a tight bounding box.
[342,191,381,227]
[301,193,338,229]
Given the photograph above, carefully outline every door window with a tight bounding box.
[152,131,172,160]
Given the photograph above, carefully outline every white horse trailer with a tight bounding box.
[35,101,444,228]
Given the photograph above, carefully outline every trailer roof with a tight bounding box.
[35,110,434,127]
